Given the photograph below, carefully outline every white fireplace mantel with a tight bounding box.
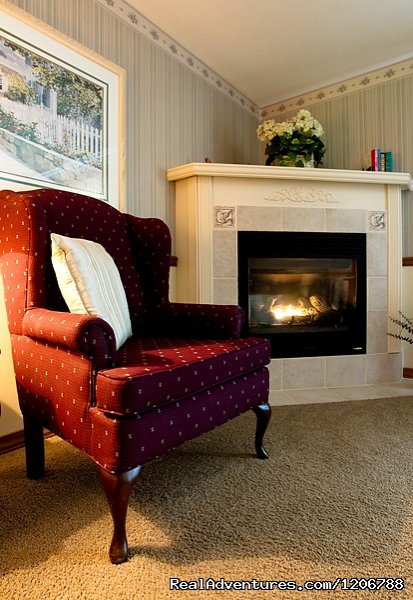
[167,163,413,391]
[167,162,413,188]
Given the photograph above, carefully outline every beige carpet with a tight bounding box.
[2,397,413,599]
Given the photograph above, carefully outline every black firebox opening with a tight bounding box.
[238,231,367,359]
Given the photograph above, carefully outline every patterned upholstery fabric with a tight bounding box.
[90,368,269,472]
[0,188,271,474]
[97,336,270,415]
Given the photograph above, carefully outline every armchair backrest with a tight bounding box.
[0,188,171,335]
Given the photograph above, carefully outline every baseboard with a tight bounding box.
[403,367,413,379]
[0,429,53,455]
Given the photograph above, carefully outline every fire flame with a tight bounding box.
[271,304,317,321]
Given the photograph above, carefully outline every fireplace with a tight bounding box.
[238,231,367,358]
[168,163,409,390]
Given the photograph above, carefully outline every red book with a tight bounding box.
[371,148,381,171]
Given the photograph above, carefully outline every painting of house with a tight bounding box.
[0,36,104,196]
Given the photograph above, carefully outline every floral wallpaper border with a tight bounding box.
[262,57,413,117]
[95,0,413,120]
[95,0,260,116]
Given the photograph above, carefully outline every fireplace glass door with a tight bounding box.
[238,232,366,358]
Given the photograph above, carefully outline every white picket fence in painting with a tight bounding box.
[0,98,102,160]
[37,114,102,159]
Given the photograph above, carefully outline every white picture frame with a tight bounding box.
[0,1,125,208]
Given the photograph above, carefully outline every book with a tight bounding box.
[371,148,381,171]
[370,148,393,171]
[384,151,393,172]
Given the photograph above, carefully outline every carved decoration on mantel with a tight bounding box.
[264,187,339,204]
[368,210,387,231]
[214,206,236,228]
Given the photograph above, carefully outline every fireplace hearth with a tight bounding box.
[238,231,366,358]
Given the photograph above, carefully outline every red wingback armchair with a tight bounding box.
[0,188,271,563]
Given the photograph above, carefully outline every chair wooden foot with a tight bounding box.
[98,466,141,564]
[23,414,45,479]
[252,402,272,459]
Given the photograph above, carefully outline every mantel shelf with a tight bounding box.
[167,162,413,190]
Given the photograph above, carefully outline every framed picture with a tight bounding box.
[0,1,125,207]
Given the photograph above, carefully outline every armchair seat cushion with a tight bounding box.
[96,336,270,416]
[91,367,270,472]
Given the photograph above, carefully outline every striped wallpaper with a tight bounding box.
[6,0,261,226]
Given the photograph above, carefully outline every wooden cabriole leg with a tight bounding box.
[23,414,45,479]
[252,402,272,459]
[98,465,141,564]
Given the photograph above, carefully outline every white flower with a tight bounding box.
[257,109,326,167]
[257,120,278,141]
[257,110,324,142]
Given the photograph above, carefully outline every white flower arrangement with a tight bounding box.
[257,109,325,167]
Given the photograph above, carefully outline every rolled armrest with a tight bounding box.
[155,302,245,339]
[22,308,116,366]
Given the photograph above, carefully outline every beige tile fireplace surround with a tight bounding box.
[168,163,413,405]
